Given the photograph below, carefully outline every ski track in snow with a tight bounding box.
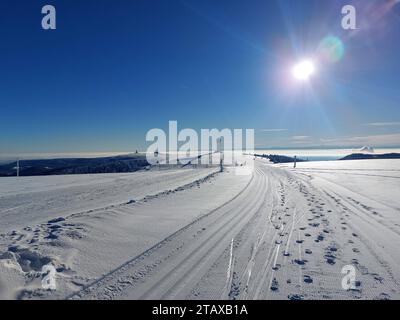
[71,160,400,300]
[1,159,400,300]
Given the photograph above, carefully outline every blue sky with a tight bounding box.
[0,0,399,154]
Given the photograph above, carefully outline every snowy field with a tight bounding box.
[0,159,399,300]
[279,159,400,209]
[0,168,217,234]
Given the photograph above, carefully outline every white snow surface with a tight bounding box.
[0,159,400,300]
[0,168,217,234]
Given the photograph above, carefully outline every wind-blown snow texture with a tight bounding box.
[0,159,399,300]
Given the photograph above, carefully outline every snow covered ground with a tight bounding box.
[0,159,399,300]
[279,159,400,210]
[0,168,217,234]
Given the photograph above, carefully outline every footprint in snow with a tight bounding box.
[294,259,306,265]
[304,275,313,284]
[272,264,281,271]
[372,274,384,283]
[349,281,362,292]
[376,293,390,300]
[270,278,279,291]
[288,294,304,300]
[324,254,336,265]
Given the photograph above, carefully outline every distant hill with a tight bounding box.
[359,146,374,153]
[340,153,400,161]
[0,155,149,177]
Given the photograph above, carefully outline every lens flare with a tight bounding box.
[292,60,315,81]
[318,36,345,63]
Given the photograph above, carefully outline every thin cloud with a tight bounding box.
[320,133,400,146]
[363,122,400,127]
[292,135,309,140]
[259,128,288,132]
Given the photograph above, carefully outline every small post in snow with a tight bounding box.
[16,159,20,177]
[293,156,297,169]
[217,137,224,172]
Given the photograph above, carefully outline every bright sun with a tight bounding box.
[292,60,315,81]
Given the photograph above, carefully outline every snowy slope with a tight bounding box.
[279,159,400,210]
[0,167,250,299]
[1,159,399,300]
[0,168,217,234]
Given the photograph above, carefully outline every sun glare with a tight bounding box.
[292,60,315,81]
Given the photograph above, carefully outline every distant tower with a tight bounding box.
[16,159,20,177]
